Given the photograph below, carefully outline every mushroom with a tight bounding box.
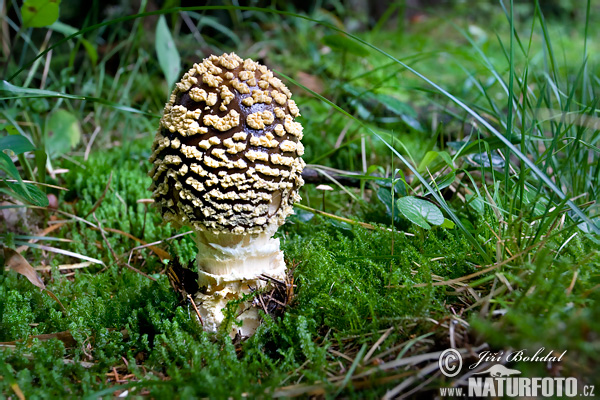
[148,53,305,336]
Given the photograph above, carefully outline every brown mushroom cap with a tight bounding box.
[149,53,305,235]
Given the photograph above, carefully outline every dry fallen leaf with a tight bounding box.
[4,247,45,289]
[4,248,66,312]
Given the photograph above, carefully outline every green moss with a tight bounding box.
[0,143,481,396]
[282,218,472,335]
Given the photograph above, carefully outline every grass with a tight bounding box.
[1,1,599,397]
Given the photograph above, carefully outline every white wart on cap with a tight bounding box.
[149,53,305,234]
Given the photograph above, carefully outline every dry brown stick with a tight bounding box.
[328,348,355,363]
[40,48,52,89]
[1,1,10,57]
[187,294,203,326]
[122,261,157,281]
[93,213,119,262]
[356,343,489,381]
[257,292,269,315]
[273,371,416,398]
[387,363,440,400]
[127,230,194,263]
[363,327,394,364]
[91,226,171,261]
[93,213,156,282]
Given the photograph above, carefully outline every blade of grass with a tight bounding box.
[13,241,104,265]
[7,5,598,238]
[0,81,159,118]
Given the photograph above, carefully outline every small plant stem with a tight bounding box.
[17,153,35,182]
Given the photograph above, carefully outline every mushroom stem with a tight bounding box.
[193,226,286,336]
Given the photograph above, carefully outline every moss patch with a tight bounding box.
[1,143,485,397]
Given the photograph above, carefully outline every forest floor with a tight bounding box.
[1,3,599,398]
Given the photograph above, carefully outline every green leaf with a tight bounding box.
[321,34,369,57]
[441,218,456,229]
[0,135,35,155]
[577,217,599,235]
[429,172,455,191]
[30,97,50,112]
[398,113,424,132]
[21,183,50,207]
[45,109,81,159]
[191,14,241,48]
[467,152,505,169]
[371,93,414,116]
[376,188,401,223]
[417,150,455,175]
[466,194,485,215]
[417,151,440,173]
[0,182,49,207]
[0,80,159,118]
[371,93,424,131]
[50,21,98,65]
[34,149,47,184]
[521,190,549,217]
[436,151,454,169]
[396,196,444,230]
[0,152,21,180]
[21,0,61,28]
[155,15,181,90]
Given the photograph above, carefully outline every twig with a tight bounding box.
[259,273,285,286]
[90,226,171,261]
[334,120,353,148]
[371,332,435,362]
[187,294,203,326]
[31,206,99,229]
[126,230,193,263]
[363,327,394,364]
[278,360,311,386]
[334,344,367,397]
[328,348,354,363]
[122,262,156,282]
[449,319,457,349]
[392,365,440,400]
[93,213,156,281]
[354,343,489,380]
[257,292,269,315]
[566,269,578,297]
[93,213,119,262]
[34,261,93,271]
[15,242,103,265]
[180,11,206,45]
